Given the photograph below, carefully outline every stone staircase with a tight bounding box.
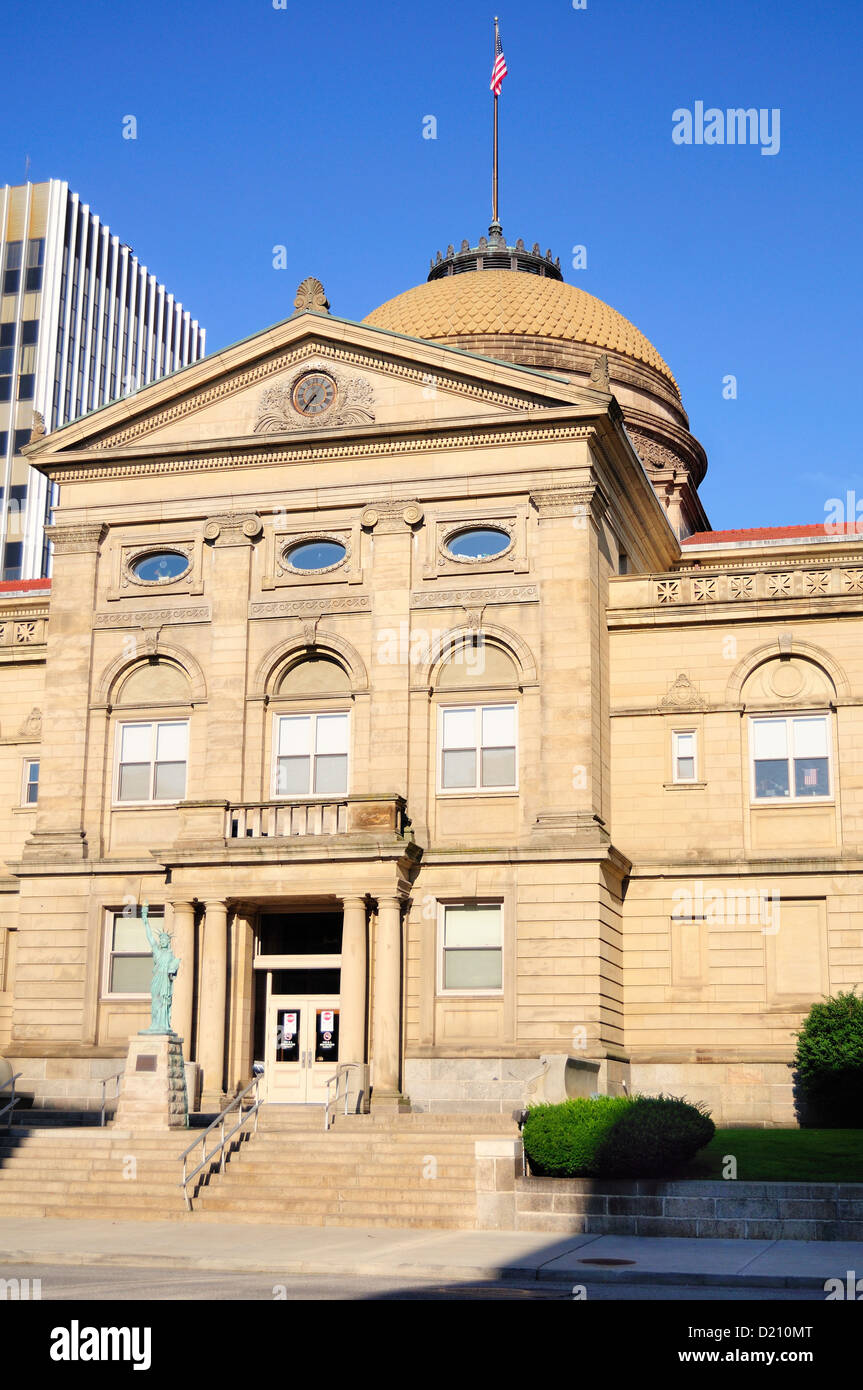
[0,1109,518,1229]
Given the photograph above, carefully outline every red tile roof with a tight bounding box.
[0,578,52,592]
[682,524,862,545]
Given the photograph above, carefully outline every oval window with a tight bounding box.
[131,551,190,583]
[285,539,347,572]
[446,528,510,561]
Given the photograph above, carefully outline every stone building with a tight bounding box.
[0,236,859,1126]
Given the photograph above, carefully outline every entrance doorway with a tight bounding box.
[253,910,343,1105]
[266,991,340,1104]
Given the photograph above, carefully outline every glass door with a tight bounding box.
[265,989,340,1104]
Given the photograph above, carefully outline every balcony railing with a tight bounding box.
[172,794,409,846]
[228,800,348,839]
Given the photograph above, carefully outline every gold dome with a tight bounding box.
[364,271,677,390]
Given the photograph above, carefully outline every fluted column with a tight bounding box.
[170,901,196,1061]
[370,895,404,1111]
[199,900,228,1109]
[340,895,368,1078]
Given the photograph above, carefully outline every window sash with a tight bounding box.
[439,705,517,792]
[274,712,349,797]
[105,909,163,996]
[751,715,831,801]
[23,759,39,805]
[116,721,188,803]
[440,904,503,992]
[672,731,697,782]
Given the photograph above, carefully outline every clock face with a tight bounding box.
[292,372,337,417]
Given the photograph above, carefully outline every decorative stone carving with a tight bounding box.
[530,485,605,519]
[588,353,611,392]
[766,573,792,597]
[45,523,107,554]
[15,621,38,643]
[362,500,423,532]
[122,542,195,589]
[20,707,41,738]
[411,585,538,609]
[292,277,330,315]
[656,580,681,605]
[692,577,717,602]
[842,569,863,593]
[729,575,755,600]
[659,673,707,712]
[254,364,374,433]
[94,606,211,628]
[250,596,371,618]
[203,513,263,544]
[29,411,46,443]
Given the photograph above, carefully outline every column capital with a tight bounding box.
[341,894,368,911]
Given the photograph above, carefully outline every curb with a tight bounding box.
[0,1246,831,1289]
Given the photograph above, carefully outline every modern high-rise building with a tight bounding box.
[0,180,206,580]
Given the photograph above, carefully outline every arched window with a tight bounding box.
[741,657,835,803]
[113,659,191,804]
[271,655,351,798]
[434,637,520,794]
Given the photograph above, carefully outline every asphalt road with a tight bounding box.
[2,1263,827,1301]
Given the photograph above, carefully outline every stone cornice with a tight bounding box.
[45,522,107,554]
[45,418,599,485]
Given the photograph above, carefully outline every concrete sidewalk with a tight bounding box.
[0,1218,860,1288]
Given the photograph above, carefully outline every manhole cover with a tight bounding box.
[578,1258,636,1267]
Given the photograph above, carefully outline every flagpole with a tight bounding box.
[492,17,499,231]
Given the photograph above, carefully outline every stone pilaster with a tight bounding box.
[198,899,228,1109]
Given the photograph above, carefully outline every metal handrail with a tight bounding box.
[324,1062,361,1131]
[99,1070,124,1127]
[178,1076,263,1211]
[0,1073,23,1129]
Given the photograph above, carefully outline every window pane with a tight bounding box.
[442,748,476,788]
[118,763,150,801]
[315,713,348,755]
[314,753,348,794]
[442,707,475,749]
[481,746,516,786]
[110,955,152,993]
[793,718,828,758]
[675,733,695,758]
[444,949,502,989]
[154,761,186,800]
[277,755,310,795]
[676,756,695,781]
[112,915,150,952]
[278,716,311,756]
[444,905,502,948]
[752,720,787,759]
[794,758,829,797]
[121,723,152,762]
[156,722,187,762]
[754,759,790,798]
[482,705,515,747]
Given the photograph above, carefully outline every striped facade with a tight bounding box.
[0,180,205,581]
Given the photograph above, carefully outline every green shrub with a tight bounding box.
[522,1096,633,1177]
[595,1095,715,1177]
[793,991,863,1128]
[522,1094,715,1178]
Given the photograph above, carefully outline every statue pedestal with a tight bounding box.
[114,1034,188,1130]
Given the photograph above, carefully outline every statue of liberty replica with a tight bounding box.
[140,902,181,1035]
[115,902,189,1128]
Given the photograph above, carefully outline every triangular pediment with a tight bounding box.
[24,309,614,463]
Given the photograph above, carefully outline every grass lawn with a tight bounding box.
[683,1128,863,1183]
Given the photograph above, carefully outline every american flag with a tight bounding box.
[490,25,508,96]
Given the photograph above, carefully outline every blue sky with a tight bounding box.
[3,0,861,530]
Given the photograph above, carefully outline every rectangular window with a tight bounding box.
[22,759,39,805]
[672,730,697,782]
[274,712,348,797]
[104,907,162,996]
[116,720,188,803]
[439,704,517,792]
[440,903,503,992]
[751,715,831,801]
